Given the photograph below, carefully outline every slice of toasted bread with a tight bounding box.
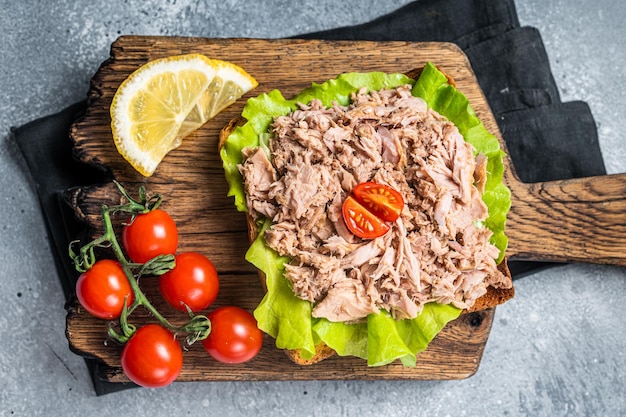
[217,69,514,365]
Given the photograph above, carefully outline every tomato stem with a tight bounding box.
[97,203,175,329]
[70,182,212,345]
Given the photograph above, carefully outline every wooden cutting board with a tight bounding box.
[65,36,626,383]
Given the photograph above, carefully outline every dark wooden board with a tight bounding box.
[65,36,626,383]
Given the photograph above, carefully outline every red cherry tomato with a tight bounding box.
[121,324,183,388]
[75,259,134,320]
[351,182,404,222]
[122,209,178,263]
[159,252,220,312]
[202,306,263,364]
[342,195,391,239]
[342,182,404,239]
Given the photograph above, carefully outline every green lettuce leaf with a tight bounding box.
[247,219,318,359]
[220,65,510,366]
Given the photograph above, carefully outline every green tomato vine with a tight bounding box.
[69,181,211,345]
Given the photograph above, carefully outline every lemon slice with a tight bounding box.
[110,54,258,176]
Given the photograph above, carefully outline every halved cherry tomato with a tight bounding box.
[342,195,391,239]
[352,182,404,222]
[159,252,219,312]
[122,208,178,263]
[202,306,263,364]
[121,324,183,388]
[75,259,134,320]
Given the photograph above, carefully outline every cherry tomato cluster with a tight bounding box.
[71,182,263,388]
[342,182,404,239]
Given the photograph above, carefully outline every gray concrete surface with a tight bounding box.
[1,0,624,416]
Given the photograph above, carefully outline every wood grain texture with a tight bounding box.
[65,35,626,383]
[506,173,626,265]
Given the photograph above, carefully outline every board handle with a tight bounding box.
[506,173,626,266]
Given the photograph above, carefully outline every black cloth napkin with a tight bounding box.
[10,0,605,395]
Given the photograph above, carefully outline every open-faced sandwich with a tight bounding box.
[219,63,514,367]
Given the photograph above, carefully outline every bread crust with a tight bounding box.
[217,69,514,365]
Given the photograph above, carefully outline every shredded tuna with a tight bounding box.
[239,84,512,322]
